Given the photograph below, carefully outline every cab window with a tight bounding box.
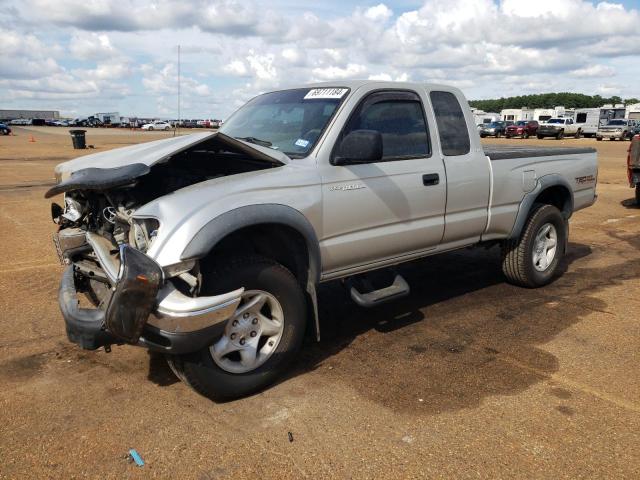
[341,90,430,161]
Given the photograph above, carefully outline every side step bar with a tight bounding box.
[347,273,410,308]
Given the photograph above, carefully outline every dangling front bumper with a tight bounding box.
[57,241,243,354]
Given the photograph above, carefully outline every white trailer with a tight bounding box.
[626,103,640,120]
[574,108,601,137]
[471,108,500,125]
[95,112,121,126]
[501,108,535,122]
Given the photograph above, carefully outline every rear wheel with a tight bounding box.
[495,131,502,138]
[596,136,602,141]
[537,135,544,140]
[148,126,154,131]
[574,129,581,139]
[164,126,170,131]
[168,256,307,400]
[523,131,529,139]
[501,204,567,288]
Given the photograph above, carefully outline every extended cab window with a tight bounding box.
[342,91,430,160]
[430,91,470,156]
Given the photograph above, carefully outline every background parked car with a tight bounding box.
[537,118,581,139]
[596,119,637,141]
[479,121,510,138]
[505,120,539,139]
[0,123,12,135]
[9,119,31,125]
[141,121,172,131]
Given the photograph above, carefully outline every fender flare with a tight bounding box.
[508,174,574,240]
[180,204,322,340]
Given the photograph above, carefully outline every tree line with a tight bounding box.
[469,93,640,112]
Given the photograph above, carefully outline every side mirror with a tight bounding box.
[332,129,383,165]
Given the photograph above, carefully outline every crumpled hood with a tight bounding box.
[45,131,290,198]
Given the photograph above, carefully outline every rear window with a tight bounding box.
[430,91,470,156]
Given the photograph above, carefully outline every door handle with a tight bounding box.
[422,173,439,186]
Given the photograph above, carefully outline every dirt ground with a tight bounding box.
[0,127,638,479]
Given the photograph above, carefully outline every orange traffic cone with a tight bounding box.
[29,135,35,143]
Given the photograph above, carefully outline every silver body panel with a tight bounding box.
[52,80,598,283]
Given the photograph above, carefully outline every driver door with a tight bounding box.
[319,90,446,275]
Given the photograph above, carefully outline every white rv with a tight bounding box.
[95,112,121,126]
[626,103,640,121]
[470,108,501,126]
[574,108,601,137]
[501,108,535,122]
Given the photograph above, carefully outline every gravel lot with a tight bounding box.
[0,127,638,479]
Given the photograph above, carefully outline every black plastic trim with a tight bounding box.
[58,266,118,350]
[180,204,321,283]
[485,146,596,161]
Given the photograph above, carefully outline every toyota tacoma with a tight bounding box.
[47,81,598,400]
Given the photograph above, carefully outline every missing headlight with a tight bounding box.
[129,218,160,252]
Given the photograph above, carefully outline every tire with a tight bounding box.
[636,185,640,206]
[169,256,307,400]
[148,126,154,131]
[596,136,602,141]
[537,135,544,140]
[574,129,581,139]
[164,126,170,131]
[523,132,529,139]
[505,135,511,139]
[556,130,564,140]
[495,131,501,138]
[501,204,567,288]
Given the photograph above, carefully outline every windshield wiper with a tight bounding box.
[234,136,273,147]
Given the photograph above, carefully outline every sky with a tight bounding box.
[1,0,639,119]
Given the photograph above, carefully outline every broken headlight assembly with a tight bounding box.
[129,218,160,252]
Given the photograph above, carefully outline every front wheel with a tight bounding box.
[596,136,603,141]
[168,256,307,400]
[501,204,567,288]
[574,129,581,139]
[556,130,564,140]
[636,185,640,206]
[164,126,170,131]
[523,132,529,139]
[537,135,544,140]
[148,126,154,131]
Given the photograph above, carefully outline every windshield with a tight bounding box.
[547,119,565,124]
[515,121,527,126]
[607,120,626,125]
[487,122,502,127]
[220,87,349,158]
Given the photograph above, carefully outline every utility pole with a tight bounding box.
[176,44,181,137]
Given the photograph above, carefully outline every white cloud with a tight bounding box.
[569,64,616,78]
[2,0,640,117]
[69,33,115,60]
[313,63,367,80]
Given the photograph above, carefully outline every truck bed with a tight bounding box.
[484,145,596,160]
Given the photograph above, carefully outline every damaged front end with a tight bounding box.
[47,132,284,353]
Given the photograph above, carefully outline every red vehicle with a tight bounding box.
[505,120,539,139]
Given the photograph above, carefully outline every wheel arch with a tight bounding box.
[508,175,574,240]
[181,204,322,340]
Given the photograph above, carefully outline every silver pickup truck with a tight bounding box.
[47,81,598,400]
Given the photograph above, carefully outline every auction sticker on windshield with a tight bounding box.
[304,88,348,100]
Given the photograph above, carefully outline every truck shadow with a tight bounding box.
[287,241,609,415]
[620,198,639,209]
